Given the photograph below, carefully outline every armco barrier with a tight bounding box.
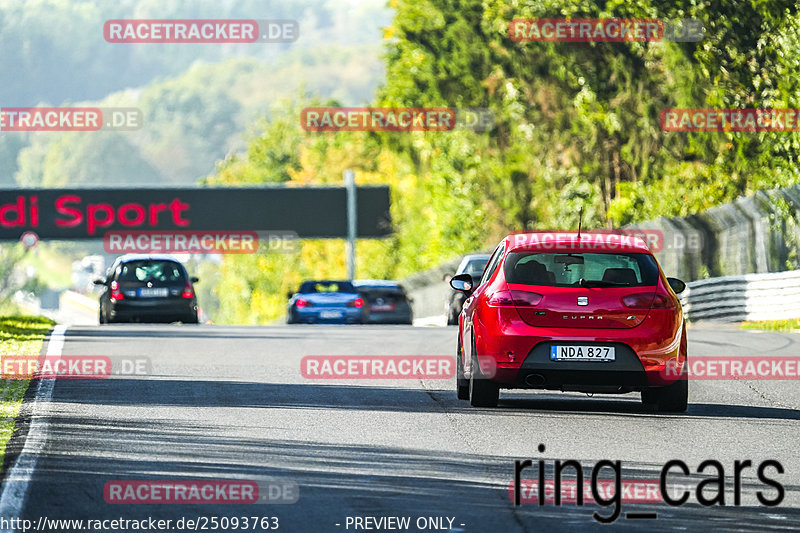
[404,266,800,324]
[680,269,800,322]
[402,184,800,324]
[60,290,100,314]
[639,185,800,281]
[403,261,800,325]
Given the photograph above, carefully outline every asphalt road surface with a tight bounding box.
[1,324,799,532]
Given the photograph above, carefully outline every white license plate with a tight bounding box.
[371,304,395,312]
[138,288,168,298]
[550,345,615,361]
[319,310,343,319]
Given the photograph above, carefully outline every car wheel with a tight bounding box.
[456,336,469,400]
[184,313,199,324]
[642,378,688,413]
[469,347,499,408]
[99,307,106,325]
[105,308,118,324]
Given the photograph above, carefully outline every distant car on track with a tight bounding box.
[95,254,199,324]
[287,280,367,324]
[445,254,491,325]
[353,280,413,325]
[451,233,688,412]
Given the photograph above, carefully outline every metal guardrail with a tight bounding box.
[60,290,100,314]
[681,269,800,322]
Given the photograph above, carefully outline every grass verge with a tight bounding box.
[0,316,56,469]
[740,319,800,332]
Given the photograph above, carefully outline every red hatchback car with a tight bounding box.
[450,232,688,412]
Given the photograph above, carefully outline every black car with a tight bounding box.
[353,280,414,325]
[445,253,491,325]
[95,255,199,324]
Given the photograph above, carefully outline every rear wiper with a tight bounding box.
[578,278,629,288]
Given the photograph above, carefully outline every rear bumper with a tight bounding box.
[472,307,685,390]
[109,299,196,320]
[292,307,365,324]
[511,341,647,393]
[365,310,413,324]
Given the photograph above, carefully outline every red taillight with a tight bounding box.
[622,292,676,309]
[110,280,124,301]
[651,293,677,309]
[295,298,309,308]
[348,298,364,308]
[488,290,543,307]
[181,282,195,299]
[622,293,652,309]
[487,291,515,306]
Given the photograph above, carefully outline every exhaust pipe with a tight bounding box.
[525,373,546,386]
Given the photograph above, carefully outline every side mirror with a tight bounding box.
[93,278,107,285]
[667,277,686,294]
[190,276,199,283]
[287,291,295,299]
[449,273,474,294]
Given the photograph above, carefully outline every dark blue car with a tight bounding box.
[287,280,366,324]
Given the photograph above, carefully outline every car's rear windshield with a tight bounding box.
[356,284,405,293]
[504,252,659,287]
[357,286,408,299]
[460,259,489,278]
[299,281,356,293]
[118,260,185,283]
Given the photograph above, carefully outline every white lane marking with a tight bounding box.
[0,325,66,532]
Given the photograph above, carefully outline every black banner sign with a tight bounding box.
[0,187,391,240]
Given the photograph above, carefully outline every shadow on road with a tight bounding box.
[45,377,800,421]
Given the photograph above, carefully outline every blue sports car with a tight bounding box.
[286,280,367,324]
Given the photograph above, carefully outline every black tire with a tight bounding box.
[99,307,106,325]
[456,336,469,400]
[642,378,688,413]
[469,349,499,407]
[184,313,199,324]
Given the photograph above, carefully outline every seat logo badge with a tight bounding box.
[577,296,589,306]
